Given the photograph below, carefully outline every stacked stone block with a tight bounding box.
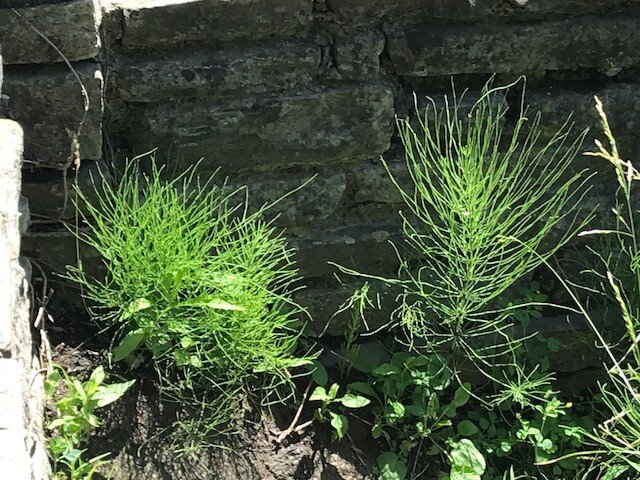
[0,97,47,480]
[1,0,640,338]
[0,117,31,480]
[1,0,103,224]
[1,2,102,475]
[0,1,639,476]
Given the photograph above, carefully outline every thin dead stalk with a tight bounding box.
[276,380,313,443]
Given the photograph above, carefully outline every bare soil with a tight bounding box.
[49,319,377,480]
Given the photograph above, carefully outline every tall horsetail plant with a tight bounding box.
[66,156,313,445]
[386,80,593,365]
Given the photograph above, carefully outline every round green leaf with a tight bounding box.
[112,330,146,362]
[329,412,348,439]
[377,451,407,480]
[453,383,471,408]
[457,420,479,436]
[310,360,328,386]
[339,393,371,409]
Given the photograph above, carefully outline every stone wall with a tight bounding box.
[0,50,48,477]
[2,0,640,336]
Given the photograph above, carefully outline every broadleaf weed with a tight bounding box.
[45,365,134,479]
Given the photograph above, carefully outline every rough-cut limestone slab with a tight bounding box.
[132,85,395,171]
[18,162,339,227]
[509,0,640,17]
[0,0,100,65]
[0,359,30,477]
[346,159,408,206]
[224,168,346,229]
[0,119,22,353]
[0,120,21,261]
[11,258,49,480]
[0,119,43,477]
[527,83,640,144]
[3,61,103,168]
[334,29,385,81]
[327,0,637,25]
[327,0,494,24]
[22,159,109,221]
[387,16,640,76]
[291,224,402,279]
[294,280,400,336]
[0,1,71,6]
[118,42,320,102]
[118,0,313,52]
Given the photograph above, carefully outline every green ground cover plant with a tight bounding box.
[328,80,598,479]
[306,85,640,480]
[55,79,640,480]
[67,158,312,443]
[309,382,370,439]
[316,299,593,479]
[45,365,134,479]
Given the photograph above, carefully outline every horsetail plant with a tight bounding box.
[66,156,312,444]
[386,80,593,364]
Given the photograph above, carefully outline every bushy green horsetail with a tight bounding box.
[67,156,312,445]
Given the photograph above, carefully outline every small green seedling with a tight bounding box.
[309,383,370,439]
[45,365,134,479]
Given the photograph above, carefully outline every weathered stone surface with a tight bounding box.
[117,42,320,102]
[0,122,22,252]
[0,359,31,477]
[118,0,313,52]
[387,16,640,76]
[0,119,48,478]
[133,85,395,171]
[225,168,346,229]
[0,0,71,6]
[22,160,110,221]
[0,0,100,64]
[3,61,103,168]
[346,159,407,206]
[327,0,495,24]
[291,224,401,279]
[11,258,49,480]
[327,0,637,25]
[510,0,640,17]
[295,280,400,336]
[0,120,22,353]
[334,29,385,80]
[527,83,640,147]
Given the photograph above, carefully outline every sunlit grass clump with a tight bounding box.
[67,157,310,441]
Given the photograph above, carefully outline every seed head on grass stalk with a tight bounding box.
[567,97,640,479]
[66,155,313,441]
